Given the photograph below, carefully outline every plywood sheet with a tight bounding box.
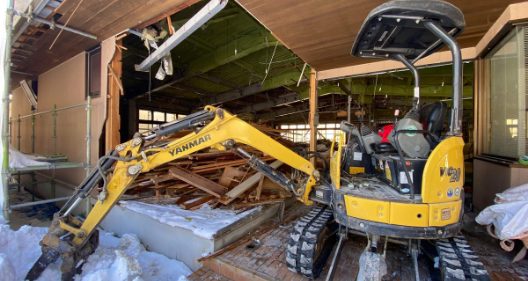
[12,0,198,76]
[237,0,525,71]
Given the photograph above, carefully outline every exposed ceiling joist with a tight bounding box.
[140,34,278,97]
[205,70,300,104]
[236,92,298,113]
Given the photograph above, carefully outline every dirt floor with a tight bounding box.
[189,203,528,281]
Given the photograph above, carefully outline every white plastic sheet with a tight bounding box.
[8,146,46,169]
[476,183,528,240]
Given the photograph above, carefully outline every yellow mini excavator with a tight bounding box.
[27,1,489,280]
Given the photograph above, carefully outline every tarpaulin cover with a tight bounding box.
[476,183,528,240]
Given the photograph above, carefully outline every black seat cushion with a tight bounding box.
[419,101,448,146]
[376,142,396,154]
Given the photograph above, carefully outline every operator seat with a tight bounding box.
[419,101,448,148]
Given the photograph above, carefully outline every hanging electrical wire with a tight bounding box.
[261,41,279,85]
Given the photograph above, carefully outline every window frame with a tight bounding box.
[137,108,186,134]
[86,45,102,98]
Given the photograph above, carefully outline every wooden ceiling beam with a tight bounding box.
[139,34,278,97]
[204,70,300,104]
[235,92,299,113]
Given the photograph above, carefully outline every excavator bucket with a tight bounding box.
[25,216,100,281]
[25,247,61,280]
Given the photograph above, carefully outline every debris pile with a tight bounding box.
[126,125,298,211]
[126,149,291,210]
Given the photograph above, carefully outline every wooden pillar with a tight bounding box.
[106,42,123,152]
[473,58,490,156]
[309,69,318,165]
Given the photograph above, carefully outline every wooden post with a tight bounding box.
[309,68,318,165]
[106,41,123,152]
[474,58,490,156]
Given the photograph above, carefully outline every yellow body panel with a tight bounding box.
[344,194,462,227]
[421,136,465,203]
[344,196,390,223]
[349,167,365,175]
[429,200,462,226]
[389,202,429,227]
[329,132,345,189]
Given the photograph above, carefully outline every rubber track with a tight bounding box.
[285,206,334,278]
[435,236,490,281]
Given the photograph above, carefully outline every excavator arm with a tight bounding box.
[26,106,319,280]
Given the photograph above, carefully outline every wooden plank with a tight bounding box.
[169,166,228,198]
[233,198,285,209]
[255,175,265,201]
[175,192,198,205]
[181,195,214,210]
[218,166,246,187]
[192,156,274,173]
[201,257,270,281]
[105,42,122,153]
[237,0,520,71]
[220,160,283,205]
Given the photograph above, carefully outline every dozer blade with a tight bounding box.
[25,248,61,281]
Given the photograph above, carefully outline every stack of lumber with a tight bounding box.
[126,149,292,211]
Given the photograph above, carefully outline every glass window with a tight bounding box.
[153,111,165,122]
[485,28,525,158]
[177,114,187,120]
[87,46,101,98]
[138,109,182,135]
[166,113,177,122]
[138,123,152,133]
[277,122,341,143]
[139,110,151,121]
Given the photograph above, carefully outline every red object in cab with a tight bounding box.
[378,124,394,143]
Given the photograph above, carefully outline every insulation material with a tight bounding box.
[141,28,173,80]
[0,224,191,281]
[120,201,259,239]
[8,146,47,169]
[476,183,528,240]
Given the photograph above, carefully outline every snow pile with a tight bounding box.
[0,253,16,281]
[121,201,259,239]
[0,224,191,281]
[0,224,48,280]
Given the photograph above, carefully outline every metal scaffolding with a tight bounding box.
[1,0,15,221]
[7,98,92,212]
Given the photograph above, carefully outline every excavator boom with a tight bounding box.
[27,106,319,280]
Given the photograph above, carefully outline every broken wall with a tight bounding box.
[9,37,116,195]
